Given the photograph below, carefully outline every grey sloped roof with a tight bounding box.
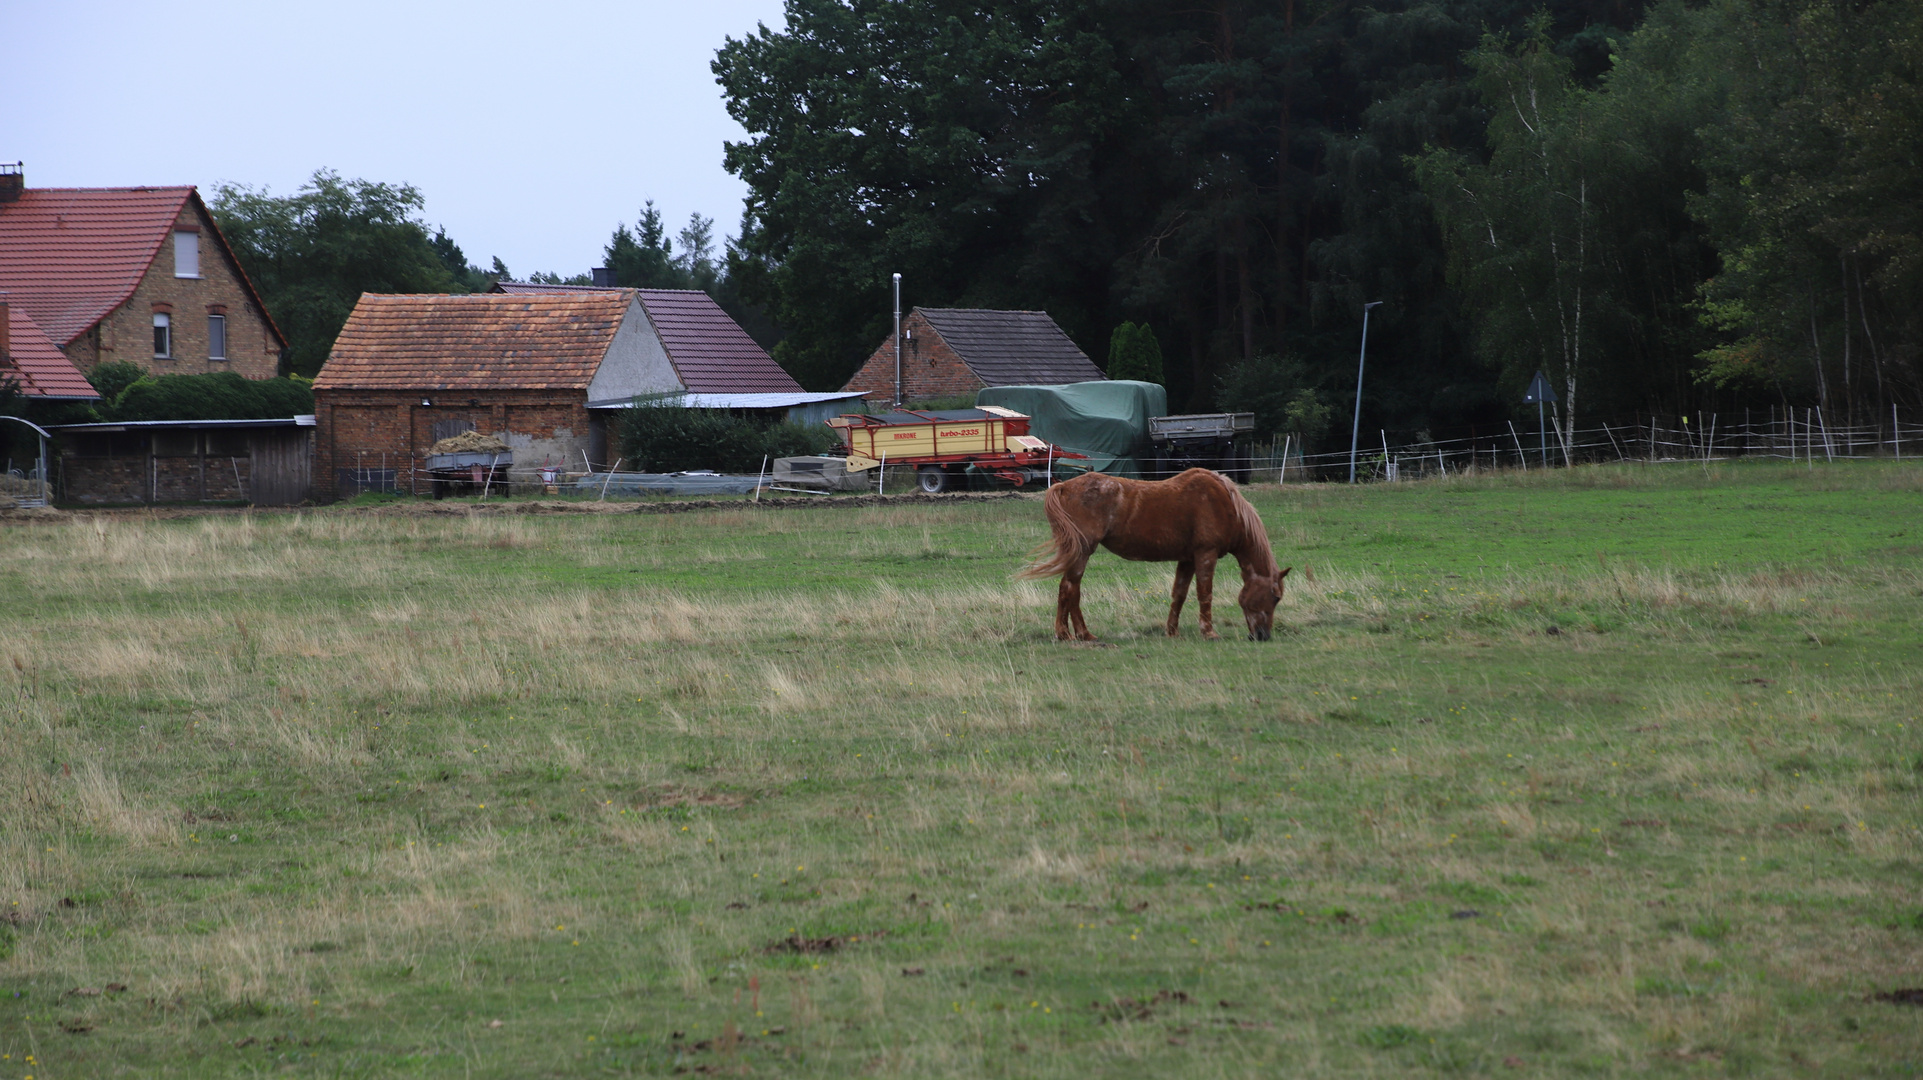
[917,308,1104,386]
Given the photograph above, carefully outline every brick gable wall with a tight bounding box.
[314,388,596,500]
[841,311,983,403]
[64,200,280,379]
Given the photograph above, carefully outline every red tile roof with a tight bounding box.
[635,289,801,393]
[0,185,285,352]
[314,292,634,391]
[0,186,190,346]
[319,287,803,395]
[3,304,98,399]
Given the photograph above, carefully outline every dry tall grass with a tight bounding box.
[2,478,1918,1077]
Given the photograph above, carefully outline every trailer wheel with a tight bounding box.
[1227,451,1252,484]
[917,465,949,493]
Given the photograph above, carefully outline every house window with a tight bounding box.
[153,312,172,357]
[174,231,199,278]
[207,314,227,360]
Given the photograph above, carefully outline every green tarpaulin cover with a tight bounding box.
[976,381,1166,478]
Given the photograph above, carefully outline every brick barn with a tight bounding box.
[311,288,801,499]
[0,164,286,381]
[840,308,1105,404]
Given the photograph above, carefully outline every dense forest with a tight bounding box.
[162,0,1918,459]
[714,0,1920,452]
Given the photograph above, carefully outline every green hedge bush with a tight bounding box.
[109,372,314,422]
[615,395,834,473]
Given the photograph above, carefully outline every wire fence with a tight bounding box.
[335,452,565,500]
[332,404,1920,498]
[1245,405,1922,483]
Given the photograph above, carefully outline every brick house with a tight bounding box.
[311,288,802,499]
[841,308,1105,404]
[0,165,286,383]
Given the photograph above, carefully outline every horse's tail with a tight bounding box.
[1017,484,1093,580]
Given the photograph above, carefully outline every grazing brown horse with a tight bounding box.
[1019,468,1290,641]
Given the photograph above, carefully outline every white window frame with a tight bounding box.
[207,314,227,360]
[173,230,200,278]
[153,312,172,357]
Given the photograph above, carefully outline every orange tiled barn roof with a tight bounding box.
[314,292,634,391]
[483,283,802,394]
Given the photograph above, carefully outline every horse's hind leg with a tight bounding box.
[1166,561,1194,636]
[1056,551,1097,641]
[1059,570,1097,641]
[1194,553,1221,640]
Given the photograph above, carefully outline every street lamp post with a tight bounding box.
[1348,301,1383,484]
[892,273,903,409]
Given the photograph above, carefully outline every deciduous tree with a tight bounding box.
[213,170,466,377]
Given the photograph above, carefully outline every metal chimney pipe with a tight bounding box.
[892,273,903,408]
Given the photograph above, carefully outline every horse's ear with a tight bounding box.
[1279,566,1291,579]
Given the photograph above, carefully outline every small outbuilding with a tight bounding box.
[47,416,315,506]
[841,308,1105,404]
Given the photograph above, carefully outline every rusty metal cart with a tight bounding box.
[425,451,512,498]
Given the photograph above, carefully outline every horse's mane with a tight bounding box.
[1215,471,1276,575]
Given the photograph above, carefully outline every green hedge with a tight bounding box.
[615,395,834,473]
[108,372,314,422]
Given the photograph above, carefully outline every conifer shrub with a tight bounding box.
[1105,322,1165,385]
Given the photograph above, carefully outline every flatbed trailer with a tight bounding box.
[827,407,1085,492]
[1147,412,1255,482]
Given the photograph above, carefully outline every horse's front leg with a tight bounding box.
[1166,561,1195,636]
[1194,553,1220,640]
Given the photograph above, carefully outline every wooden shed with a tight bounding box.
[47,416,315,506]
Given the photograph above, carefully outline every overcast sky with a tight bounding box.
[7,0,789,278]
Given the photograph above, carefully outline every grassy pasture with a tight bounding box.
[1,461,1920,1077]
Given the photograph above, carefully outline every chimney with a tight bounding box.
[591,267,616,288]
[0,163,21,203]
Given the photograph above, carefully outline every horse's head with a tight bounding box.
[1239,566,1290,641]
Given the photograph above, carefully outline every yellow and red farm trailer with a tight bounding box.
[827,407,1085,492]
